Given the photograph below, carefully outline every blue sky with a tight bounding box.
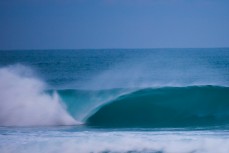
[0,0,229,49]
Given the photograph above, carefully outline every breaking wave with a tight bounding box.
[0,65,77,126]
[1,65,229,128]
[85,86,229,128]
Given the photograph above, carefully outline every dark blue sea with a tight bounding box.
[0,48,229,153]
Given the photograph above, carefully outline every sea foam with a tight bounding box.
[0,65,77,126]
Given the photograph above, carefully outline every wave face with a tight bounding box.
[86,86,229,128]
[55,88,131,122]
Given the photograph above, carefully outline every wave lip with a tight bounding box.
[86,86,229,128]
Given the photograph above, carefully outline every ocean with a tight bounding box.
[0,48,229,153]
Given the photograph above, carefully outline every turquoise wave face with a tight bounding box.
[56,88,130,122]
[81,86,229,128]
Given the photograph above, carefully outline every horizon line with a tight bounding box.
[0,47,229,51]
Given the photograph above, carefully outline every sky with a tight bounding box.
[0,0,229,50]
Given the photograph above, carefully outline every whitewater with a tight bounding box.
[0,49,229,153]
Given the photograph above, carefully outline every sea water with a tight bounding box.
[0,48,229,153]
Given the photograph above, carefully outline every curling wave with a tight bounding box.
[85,86,229,128]
[1,65,229,128]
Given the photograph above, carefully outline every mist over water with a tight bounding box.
[0,65,76,126]
[83,50,229,89]
[1,49,228,90]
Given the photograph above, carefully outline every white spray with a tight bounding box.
[0,65,77,126]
